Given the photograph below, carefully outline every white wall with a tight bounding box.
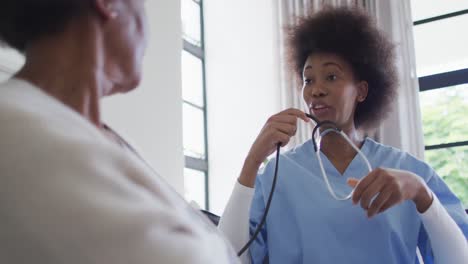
[103,0,185,194]
[204,0,281,214]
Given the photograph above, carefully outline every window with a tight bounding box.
[181,0,209,209]
[411,0,468,207]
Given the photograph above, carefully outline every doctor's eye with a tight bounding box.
[326,74,338,82]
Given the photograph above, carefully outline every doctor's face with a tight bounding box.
[302,53,368,130]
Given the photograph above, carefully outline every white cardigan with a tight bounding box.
[219,180,468,264]
[0,79,239,264]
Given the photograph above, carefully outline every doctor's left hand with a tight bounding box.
[347,168,433,218]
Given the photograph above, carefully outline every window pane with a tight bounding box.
[181,0,201,46]
[420,84,468,146]
[182,103,206,159]
[182,50,204,107]
[425,146,468,207]
[184,168,206,209]
[411,0,468,21]
[413,14,468,76]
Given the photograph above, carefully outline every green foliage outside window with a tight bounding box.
[420,85,468,207]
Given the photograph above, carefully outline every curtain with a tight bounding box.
[276,0,425,160]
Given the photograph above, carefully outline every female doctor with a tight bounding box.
[219,7,468,264]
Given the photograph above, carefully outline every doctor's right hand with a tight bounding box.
[239,108,309,188]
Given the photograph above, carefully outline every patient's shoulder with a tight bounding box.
[0,78,102,142]
[0,79,127,183]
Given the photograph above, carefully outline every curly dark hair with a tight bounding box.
[287,6,398,130]
[0,0,91,53]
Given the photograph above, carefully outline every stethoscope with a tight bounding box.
[237,112,372,257]
[312,117,372,201]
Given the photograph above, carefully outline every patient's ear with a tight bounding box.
[93,0,119,20]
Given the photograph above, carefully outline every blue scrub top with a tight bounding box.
[249,138,468,264]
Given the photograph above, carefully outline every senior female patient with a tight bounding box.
[0,1,238,263]
[219,7,468,264]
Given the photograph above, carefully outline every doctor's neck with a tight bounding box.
[319,123,365,156]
